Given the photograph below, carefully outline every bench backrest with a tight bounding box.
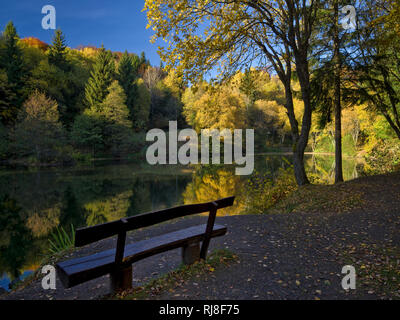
[74,196,235,247]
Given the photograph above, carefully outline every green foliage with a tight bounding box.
[12,91,66,163]
[73,81,135,156]
[100,81,134,155]
[48,224,75,254]
[1,22,25,85]
[25,47,91,128]
[151,79,183,128]
[364,139,400,174]
[0,21,27,118]
[133,78,150,130]
[245,165,297,214]
[117,51,140,123]
[84,45,115,110]
[0,122,8,159]
[71,113,103,153]
[48,29,68,71]
[0,70,16,125]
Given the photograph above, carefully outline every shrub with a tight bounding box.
[245,165,297,214]
[364,139,400,174]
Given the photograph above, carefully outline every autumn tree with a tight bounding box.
[347,0,400,141]
[182,79,247,131]
[143,65,165,124]
[100,81,133,155]
[74,81,134,156]
[12,91,65,162]
[144,0,323,185]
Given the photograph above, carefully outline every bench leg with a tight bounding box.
[110,265,132,293]
[182,242,200,265]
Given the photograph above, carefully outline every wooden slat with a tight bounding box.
[75,196,234,247]
[74,220,121,247]
[56,224,227,288]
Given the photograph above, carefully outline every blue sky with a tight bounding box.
[0,0,162,65]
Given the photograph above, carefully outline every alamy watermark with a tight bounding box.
[341,265,356,290]
[41,5,56,30]
[41,265,56,290]
[341,5,356,30]
[145,121,254,175]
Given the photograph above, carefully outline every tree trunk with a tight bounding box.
[292,57,312,186]
[334,1,344,183]
[293,148,309,185]
[283,80,310,186]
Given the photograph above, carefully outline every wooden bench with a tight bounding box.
[56,196,234,293]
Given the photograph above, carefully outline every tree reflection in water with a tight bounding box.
[0,155,363,291]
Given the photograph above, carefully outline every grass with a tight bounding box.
[48,224,75,254]
[6,225,76,293]
[267,181,365,214]
[110,249,239,300]
[4,224,76,293]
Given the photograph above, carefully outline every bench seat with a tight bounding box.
[56,224,227,288]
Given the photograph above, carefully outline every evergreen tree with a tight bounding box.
[84,45,115,110]
[0,71,16,125]
[101,81,133,155]
[140,51,147,65]
[71,113,103,156]
[0,121,8,159]
[0,21,26,117]
[1,22,24,84]
[48,29,68,71]
[101,81,131,127]
[117,51,139,125]
[133,78,151,130]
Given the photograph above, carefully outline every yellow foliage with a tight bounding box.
[183,168,246,216]
[84,190,133,226]
[26,206,61,238]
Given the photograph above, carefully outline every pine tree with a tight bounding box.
[48,29,68,71]
[1,22,23,84]
[0,71,16,125]
[101,81,131,127]
[0,21,26,115]
[117,51,139,125]
[101,81,133,155]
[140,51,147,65]
[84,45,115,110]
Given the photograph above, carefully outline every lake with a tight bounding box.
[0,154,364,292]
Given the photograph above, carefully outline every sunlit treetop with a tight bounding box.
[143,0,306,84]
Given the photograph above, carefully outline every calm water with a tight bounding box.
[0,154,363,291]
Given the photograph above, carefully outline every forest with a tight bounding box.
[0,0,399,185]
[0,23,186,166]
[1,0,400,300]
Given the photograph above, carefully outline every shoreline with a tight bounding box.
[2,171,399,300]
